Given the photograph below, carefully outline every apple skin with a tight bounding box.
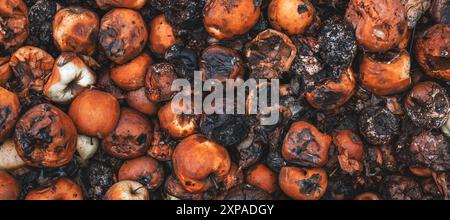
[104,180,150,200]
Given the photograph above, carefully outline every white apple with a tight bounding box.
[0,139,25,170]
[76,134,99,162]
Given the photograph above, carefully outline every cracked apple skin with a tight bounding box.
[345,0,408,52]
[99,8,148,64]
[0,0,29,52]
[14,104,77,168]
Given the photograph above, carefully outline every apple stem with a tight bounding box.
[132,186,146,194]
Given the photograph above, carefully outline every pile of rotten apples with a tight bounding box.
[0,0,449,200]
